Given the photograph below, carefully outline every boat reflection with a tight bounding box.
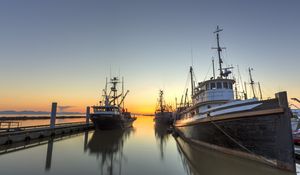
[87,128,134,175]
[154,123,171,160]
[175,137,296,175]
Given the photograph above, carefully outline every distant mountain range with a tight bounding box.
[0,110,83,115]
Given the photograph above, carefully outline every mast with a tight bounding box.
[122,77,124,108]
[244,82,248,100]
[212,58,216,79]
[159,90,164,112]
[184,88,188,107]
[180,95,183,108]
[234,78,239,99]
[258,82,263,100]
[104,77,109,106]
[105,77,108,94]
[110,77,119,105]
[237,65,247,99]
[189,66,194,96]
[248,68,256,98]
[212,26,225,78]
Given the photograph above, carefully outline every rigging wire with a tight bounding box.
[203,61,212,81]
[237,65,245,93]
[180,70,191,100]
[208,116,277,166]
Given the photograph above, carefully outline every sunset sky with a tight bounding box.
[0,0,299,114]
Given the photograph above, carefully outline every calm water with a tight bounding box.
[0,116,298,175]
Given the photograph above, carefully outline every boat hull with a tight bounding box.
[174,92,295,172]
[154,112,173,125]
[90,114,136,130]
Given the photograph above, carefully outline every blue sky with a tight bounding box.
[0,0,299,113]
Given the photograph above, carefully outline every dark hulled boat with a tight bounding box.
[90,77,136,130]
[154,90,173,125]
[174,26,295,172]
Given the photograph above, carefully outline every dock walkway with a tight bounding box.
[0,122,93,145]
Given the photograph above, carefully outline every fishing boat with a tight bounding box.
[173,26,295,172]
[291,98,300,131]
[154,90,173,125]
[90,77,136,130]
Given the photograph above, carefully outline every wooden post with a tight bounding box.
[275,91,296,172]
[50,102,57,129]
[86,106,90,126]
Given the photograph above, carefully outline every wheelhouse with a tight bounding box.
[92,106,120,114]
[193,78,235,106]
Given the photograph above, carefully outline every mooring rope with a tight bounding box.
[207,115,276,165]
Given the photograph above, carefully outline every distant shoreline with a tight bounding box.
[0,116,85,120]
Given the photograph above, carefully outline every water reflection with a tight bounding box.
[0,117,298,175]
[87,128,134,175]
[175,137,296,175]
[154,123,171,160]
[45,138,54,171]
[0,132,83,173]
[84,131,89,152]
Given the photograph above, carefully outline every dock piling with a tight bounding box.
[86,106,90,126]
[50,102,57,129]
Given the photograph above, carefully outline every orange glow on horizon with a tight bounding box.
[0,84,299,114]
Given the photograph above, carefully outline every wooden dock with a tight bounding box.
[0,122,93,145]
[0,103,95,145]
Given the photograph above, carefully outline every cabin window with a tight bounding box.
[210,83,216,89]
[206,84,209,90]
[229,83,233,89]
[217,82,222,89]
[223,82,228,89]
